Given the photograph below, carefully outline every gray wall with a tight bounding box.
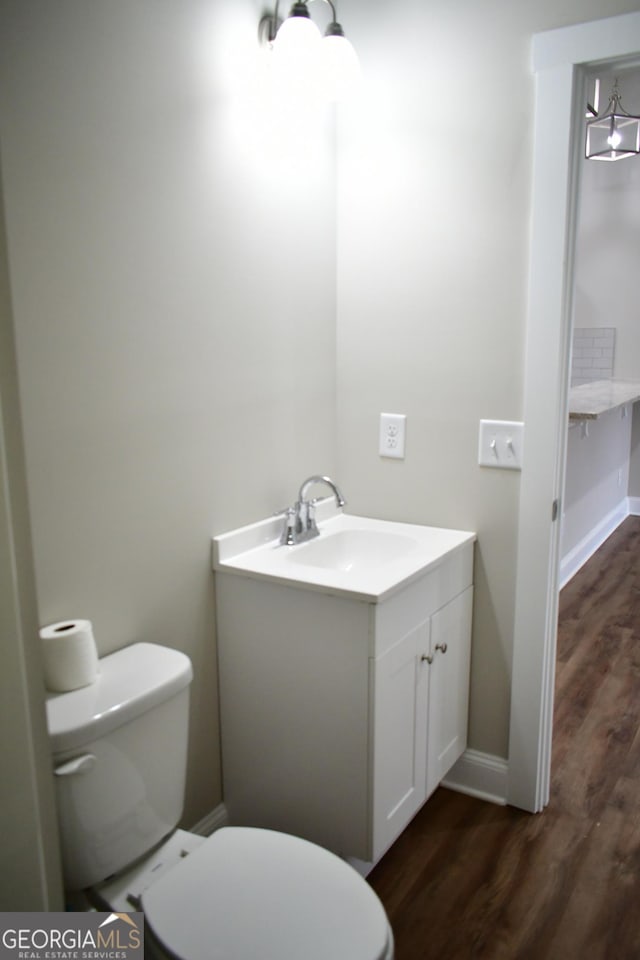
[0,178,63,909]
[0,0,337,832]
[3,0,640,906]
[336,0,640,758]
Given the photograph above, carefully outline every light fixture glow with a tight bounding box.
[607,127,622,149]
[585,78,640,161]
[259,0,360,104]
[273,3,322,59]
[322,23,361,102]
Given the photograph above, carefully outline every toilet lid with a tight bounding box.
[142,827,391,960]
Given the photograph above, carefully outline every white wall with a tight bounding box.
[0,0,337,830]
[572,67,640,499]
[630,404,640,497]
[560,408,632,584]
[574,68,640,379]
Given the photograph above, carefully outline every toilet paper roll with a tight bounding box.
[40,619,99,692]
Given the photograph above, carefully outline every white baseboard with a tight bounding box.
[196,754,506,881]
[190,803,229,837]
[347,751,508,877]
[559,499,629,589]
[441,748,508,806]
[627,496,640,516]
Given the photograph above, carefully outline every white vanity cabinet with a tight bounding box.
[370,558,473,861]
[214,521,474,867]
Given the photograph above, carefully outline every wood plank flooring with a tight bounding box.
[367,516,640,960]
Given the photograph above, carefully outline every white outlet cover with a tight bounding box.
[380,413,406,459]
[478,419,524,470]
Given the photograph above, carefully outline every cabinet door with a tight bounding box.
[425,586,473,798]
[372,617,430,860]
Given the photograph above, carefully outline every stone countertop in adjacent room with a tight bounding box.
[568,379,640,420]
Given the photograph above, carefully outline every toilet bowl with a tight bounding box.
[46,642,393,960]
[142,827,393,960]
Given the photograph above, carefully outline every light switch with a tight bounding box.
[478,420,524,470]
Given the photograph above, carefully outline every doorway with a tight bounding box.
[507,10,640,813]
[561,64,640,589]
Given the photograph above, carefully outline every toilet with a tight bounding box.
[46,642,393,960]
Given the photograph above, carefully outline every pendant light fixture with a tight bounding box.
[585,79,640,161]
[259,0,360,103]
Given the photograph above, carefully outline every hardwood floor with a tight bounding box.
[367,516,640,960]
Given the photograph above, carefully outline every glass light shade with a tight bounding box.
[321,32,361,102]
[585,96,640,161]
[273,11,322,62]
[271,7,322,99]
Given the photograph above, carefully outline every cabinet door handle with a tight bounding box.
[421,653,433,664]
[435,642,448,654]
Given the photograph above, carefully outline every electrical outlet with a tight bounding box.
[379,413,406,459]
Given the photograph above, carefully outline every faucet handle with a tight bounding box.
[306,499,317,531]
[273,506,293,516]
[279,507,296,545]
[298,499,319,539]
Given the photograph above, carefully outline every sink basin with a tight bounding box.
[289,529,418,573]
[213,504,475,602]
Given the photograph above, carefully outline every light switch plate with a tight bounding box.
[478,420,524,470]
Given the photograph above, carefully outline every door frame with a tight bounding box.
[508,10,640,812]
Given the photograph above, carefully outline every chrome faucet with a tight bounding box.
[280,475,346,545]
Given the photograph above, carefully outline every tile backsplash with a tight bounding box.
[571,327,615,386]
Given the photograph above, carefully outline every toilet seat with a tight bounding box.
[142,827,392,960]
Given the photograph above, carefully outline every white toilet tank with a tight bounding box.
[46,642,193,891]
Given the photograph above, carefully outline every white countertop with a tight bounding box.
[212,506,476,603]
[568,379,640,420]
